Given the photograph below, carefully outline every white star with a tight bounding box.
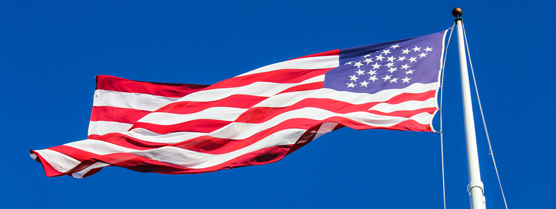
[372,63,381,69]
[350,74,359,81]
[375,54,385,61]
[405,69,414,74]
[386,62,395,68]
[401,64,410,70]
[382,74,392,81]
[382,49,391,55]
[360,80,370,87]
[390,78,398,83]
[364,54,372,58]
[390,44,400,49]
[418,52,427,58]
[412,46,421,52]
[344,61,353,65]
[369,75,378,82]
[398,56,407,61]
[353,61,364,68]
[356,69,365,75]
[402,48,410,54]
[388,67,397,73]
[424,47,433,52]
[387,56,396,62]
[402,77,411,83]
[409,57,417,63]
[364,58,373,64]
[347,82,355,88]
[368,70,377,75]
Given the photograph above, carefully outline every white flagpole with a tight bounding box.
[452,7,486,209]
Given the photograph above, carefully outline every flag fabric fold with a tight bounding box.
[31,30,447,178]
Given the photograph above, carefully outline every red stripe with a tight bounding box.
[90,106,151,124]
[88,134,102,139]
[323,116,432,132]
[387,90,437,104]
[34,144,295,177]
[131,119,231,134]
[155,94,266,114]
[205,68,331,90]
[293,49,340,59]
[96,75,209,98]
[87,133,167,149]
[235,91,436,123]
[368,107,437,118]
[94,134,167,150]
[277,82,324,94]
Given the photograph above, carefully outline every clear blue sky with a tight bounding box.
[2,1,553,208]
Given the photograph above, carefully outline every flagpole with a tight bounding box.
[452,7,486,209]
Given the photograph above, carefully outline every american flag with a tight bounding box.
[31,30,447,178]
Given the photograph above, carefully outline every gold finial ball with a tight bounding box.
[452,7,463,17]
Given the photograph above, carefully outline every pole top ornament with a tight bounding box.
[452,7,463,18]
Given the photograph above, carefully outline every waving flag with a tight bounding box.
[31,30,447,178]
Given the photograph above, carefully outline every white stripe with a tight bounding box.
[254,82,438,108]
[296,74,326,84]
[177,82,300,103]
[34,149,80,173]
[64,139,136,155]
[127,128,206,144]
[71,162,110,179]
[93,90,179,111]
[133,129,304,169]
[369,97,437,113]
[137,107,246,125]
[314,122,339,140]
[171,73,325,103]
[237,55,339,77]
[88,121,133,136]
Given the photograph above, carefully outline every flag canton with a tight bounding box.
[323,31,444,94]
